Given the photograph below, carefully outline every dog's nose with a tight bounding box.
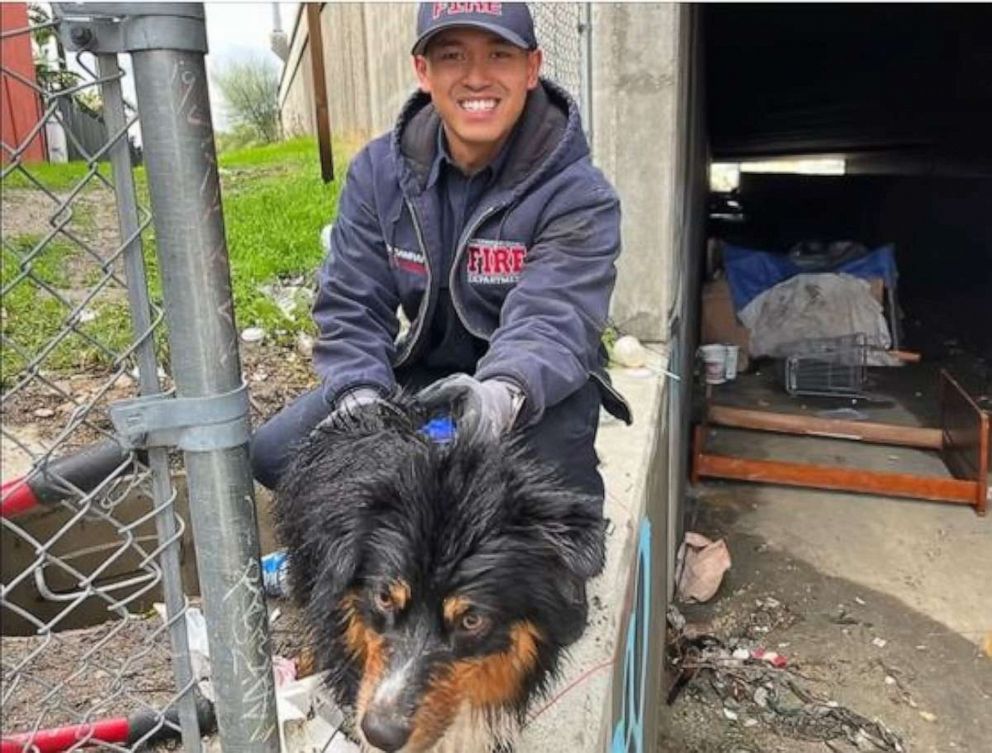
[361,712,412,752]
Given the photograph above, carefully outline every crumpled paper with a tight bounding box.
[675,532,732,603]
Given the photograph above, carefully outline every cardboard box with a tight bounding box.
[701,279,751,370]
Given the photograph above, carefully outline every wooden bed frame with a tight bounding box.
[692,369,989,516]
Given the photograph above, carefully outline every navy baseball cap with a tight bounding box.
[412,2,537,56]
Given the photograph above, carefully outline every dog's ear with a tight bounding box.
[274,429,372,604]
[310,521,365,602]
[509,479,607,581]
[534,504,607,580]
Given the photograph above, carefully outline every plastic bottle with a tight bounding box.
[260,550,290,598]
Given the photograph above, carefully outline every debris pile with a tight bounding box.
[666,605,906,752]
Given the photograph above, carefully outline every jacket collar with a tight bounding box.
[425,121,516,189]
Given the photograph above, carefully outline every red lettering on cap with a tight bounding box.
[433,2,503,20]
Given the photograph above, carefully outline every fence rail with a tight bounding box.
[1,4,275,751]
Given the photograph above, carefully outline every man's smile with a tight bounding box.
[458,97,500,113]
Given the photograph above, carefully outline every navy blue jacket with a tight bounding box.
[312,79,630,426]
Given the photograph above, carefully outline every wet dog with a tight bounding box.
[274,397,606,753]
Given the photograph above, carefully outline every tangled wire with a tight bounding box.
[666,607,906,753]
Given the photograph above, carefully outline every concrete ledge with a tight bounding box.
[520,359,669,752]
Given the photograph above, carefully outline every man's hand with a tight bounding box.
[416,374,525,442]
[318,387,382,429]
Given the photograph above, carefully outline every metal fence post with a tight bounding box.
[119,4,279,750]
[96,50,203,752]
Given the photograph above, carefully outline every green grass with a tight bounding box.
[218,137,348,339]
[219,137,323,169]
[2,160,112,192]
[2,136,349,385]
[1,235,139,378]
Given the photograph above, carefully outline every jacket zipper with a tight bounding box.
[396,198,433,368]
[449,203,502,339]
[411,196,632,422]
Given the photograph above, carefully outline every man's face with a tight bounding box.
[414,28,542,167]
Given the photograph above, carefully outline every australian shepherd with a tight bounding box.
[274,397,606,753]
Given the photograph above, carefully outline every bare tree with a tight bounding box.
[213,55,282,144]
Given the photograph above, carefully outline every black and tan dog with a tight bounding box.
[274,397,606,753]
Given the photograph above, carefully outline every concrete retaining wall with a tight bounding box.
[591,3,682,343]
[520,359,670,752]
[279,3,417,142]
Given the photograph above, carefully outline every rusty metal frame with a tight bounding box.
[692,369,989,516]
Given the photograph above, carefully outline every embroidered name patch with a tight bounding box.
[432,2,502,21]
[466,239,527,285]
[388,245,427,275]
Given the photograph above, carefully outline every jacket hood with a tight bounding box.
[391,78,589,199]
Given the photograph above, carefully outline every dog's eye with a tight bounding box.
[459,612,488,634]
[373,587,395,613]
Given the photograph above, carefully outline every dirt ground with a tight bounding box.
[0,592,311,734]
[657,361,992,753]
[658,504,992,753]
[0,342,316,476]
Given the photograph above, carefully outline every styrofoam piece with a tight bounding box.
[278,671,359,752]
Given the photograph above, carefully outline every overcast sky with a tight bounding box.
[205,2,297,68]
[204,2,298,129]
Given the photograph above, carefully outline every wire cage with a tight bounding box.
[782,333,870,398]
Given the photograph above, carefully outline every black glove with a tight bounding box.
[416,374,525,442]
[318,387,382,429]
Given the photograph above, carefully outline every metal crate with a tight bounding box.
[783,334,869,398]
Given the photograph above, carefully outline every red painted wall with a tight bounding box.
[1,2,47,163]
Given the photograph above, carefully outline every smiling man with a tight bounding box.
[251,2,629,517]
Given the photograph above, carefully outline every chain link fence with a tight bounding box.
[532,2,591,125]
[2,4,276,751]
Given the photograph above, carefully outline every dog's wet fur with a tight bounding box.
[274,397,606,753]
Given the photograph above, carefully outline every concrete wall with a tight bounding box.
[280,43,315,138]
[279,3,417,143]
[518,364,671,753]
[587,6,707,747]
[354,3,419,136]
[667,3,708,597]
[585,5,693,748]
[322,4,373,138]
[278,4,314,138]
[591,3,683,342]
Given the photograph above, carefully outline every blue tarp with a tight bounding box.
[723,243,898,312]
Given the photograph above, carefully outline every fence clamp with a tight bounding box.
[109,384,250,452]
[52,3,208,54]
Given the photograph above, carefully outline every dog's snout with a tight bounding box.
[361,711,412,752]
